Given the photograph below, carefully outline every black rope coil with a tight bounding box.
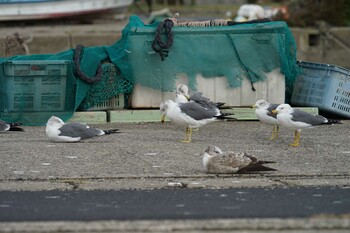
[73,44,103,84]
[152,18,175,61]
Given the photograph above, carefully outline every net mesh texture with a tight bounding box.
[121,16,299,96]
[0,15,299,125]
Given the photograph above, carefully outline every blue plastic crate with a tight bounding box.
[291,61,350,118]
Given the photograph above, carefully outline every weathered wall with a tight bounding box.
[291,27,350,69]
[0,24,124,57]
[1,24,349,69]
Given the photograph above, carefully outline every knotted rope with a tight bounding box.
[73,44,103,84]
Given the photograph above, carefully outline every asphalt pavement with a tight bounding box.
[1,187,350,222]
[0,120,349,232]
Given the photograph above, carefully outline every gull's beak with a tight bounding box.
[161,114,166,123]
[272,109,278,114]
[185,95,190,101]
[251,104,256,109]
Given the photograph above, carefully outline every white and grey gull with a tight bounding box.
[252,99,280,140]
[160,99,234,143]
[176,84,225,108]
[272,104,342,147]
[0,120,24,132]
[46,116,119,142]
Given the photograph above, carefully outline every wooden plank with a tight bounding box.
[70,111,107,124]
[109,109,163,123]
[107,107,320,123]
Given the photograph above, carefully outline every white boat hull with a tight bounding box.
[0,0,133,21]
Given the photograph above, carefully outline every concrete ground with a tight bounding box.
[1,9,350,233]
[0,119,349,232]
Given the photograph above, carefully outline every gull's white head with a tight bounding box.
[253,99,269,109]
[160,100,175,123]
[159,101,168,114]
[204,145,223,156]
[175,93,189,103]
[273,104,293,114]
[47,115,65,128]
[176,84,189,99]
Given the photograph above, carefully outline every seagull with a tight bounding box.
[251,99,280,140]
[160,100,234,143]
[272,104,342,147]
[46,116,119,142]
[175,84,190,104]
[202,145,276,174]
[175,84,227,133]
[176,84,225,108]
[0,120,24,132]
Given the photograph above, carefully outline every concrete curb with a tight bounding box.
[1,218,349,233]
[1,174,349,191]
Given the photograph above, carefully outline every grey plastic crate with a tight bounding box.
[291,61,350,118]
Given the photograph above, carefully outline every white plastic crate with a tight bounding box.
[131,68,285,108]
[2,60,70,112]
[291,61,350,118]
[88,94,125,111]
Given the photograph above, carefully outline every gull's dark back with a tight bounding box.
[267,103,279,118]
[179,102,219,120]
[190,92,224,109]
[291,109,329,126]
[59,123,103,139]
[0,120,24,132]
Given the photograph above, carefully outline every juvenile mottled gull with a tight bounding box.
[202,145,276,174]
[272,104,342,147]
[0,120,24,132]
[160,100,234,143]
[252,99,280,140]
[46,116,119,142]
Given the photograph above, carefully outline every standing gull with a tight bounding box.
[176,84,225,108]
[272,104,341,147]
[0,120,24,132]
[46,116,119,142]
[160,100,234,143]
[252,99,280,140]
[203,145,276,174]
[175,84,190,104]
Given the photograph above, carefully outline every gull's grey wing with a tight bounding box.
[189,92,216,108]
[59,123,103,139]
[0,120,9,132]
[291,109,327,126]
[267,103,279,118]
[179,102,218,120]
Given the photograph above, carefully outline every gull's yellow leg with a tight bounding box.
[290,130,300,147]
[182,128,193,143]
[269,125,279,140]
[181,128,189,142]
[269,127,275,140]
[270,125,276,140]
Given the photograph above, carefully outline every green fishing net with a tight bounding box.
[0,15,299,125]
[113,15,300,100]
[78,62,133,111]
[0,45,133,125]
